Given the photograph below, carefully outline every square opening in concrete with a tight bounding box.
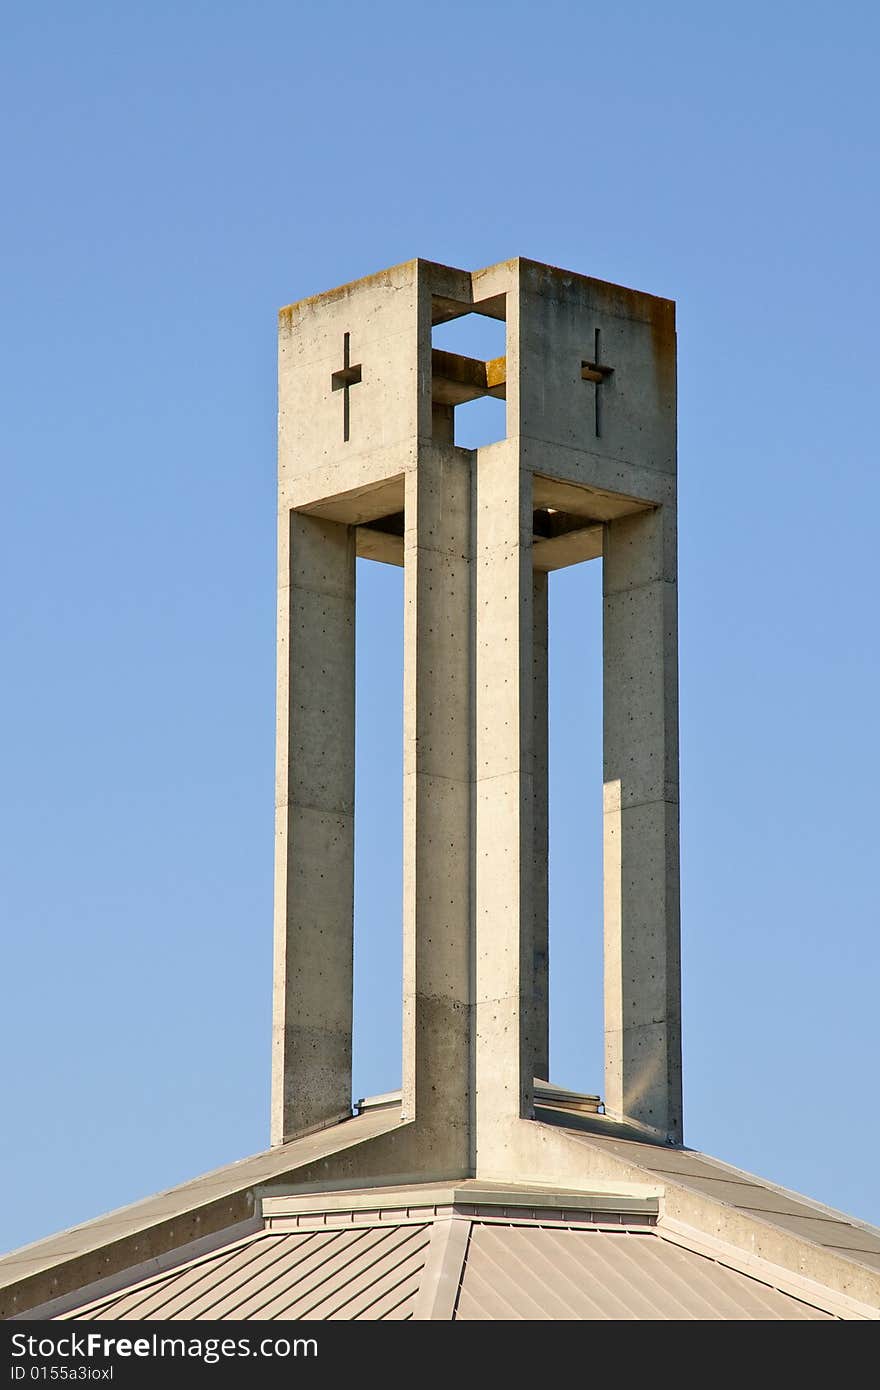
[431,300,507,448]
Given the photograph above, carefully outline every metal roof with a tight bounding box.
[57,1225,429,1322]
[54,1216,834,1322]
[455,1223,832,1320]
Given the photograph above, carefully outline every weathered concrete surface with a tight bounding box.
[603,505,682,1142]
[473,445,535,1164]
[402,447,473,1169]
[518,257,676,475]
[271,512,355,1143]
[278,261,420,478]
[272,256,682,1155]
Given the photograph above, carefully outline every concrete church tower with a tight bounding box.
[2,260,879,1322]
[271,257,681,1164]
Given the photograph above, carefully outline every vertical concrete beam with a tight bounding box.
[271,512,356,1145]
[530,571,550,1083]
[603,505,682,1142]
[402,448,473,1171]
[474,450,535,1163]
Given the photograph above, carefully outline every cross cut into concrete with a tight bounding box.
[4,257,878,1324]
[581,326,615,436]
[330,330,362,442]
[273,257,681,1175]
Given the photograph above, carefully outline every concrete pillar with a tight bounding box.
[603,505,682,1142]
[402,448,473,1170]
[530,571,550,1083]
[271,512,356,1145]
[474,452,534,1154]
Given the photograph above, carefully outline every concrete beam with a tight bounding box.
[430,349,507,405]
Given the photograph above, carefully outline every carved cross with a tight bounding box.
[331,332,362,443]
[581,328,614,437]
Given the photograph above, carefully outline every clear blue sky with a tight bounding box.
[2,1,878,1254]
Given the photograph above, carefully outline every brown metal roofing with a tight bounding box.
[454,1224,834,1321]
[58,1226,429,1322]
[55,1217,836,1322]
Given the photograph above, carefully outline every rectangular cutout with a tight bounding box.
[352,556,404,1103]
[546,556,604,1095]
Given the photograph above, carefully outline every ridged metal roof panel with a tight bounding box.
[58,1226,430,1322]
[454,1224,835,1320]
[58,1218,837,1322]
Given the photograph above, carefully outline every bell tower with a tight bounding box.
[271,256,681,1174]
[9,257,875,1325]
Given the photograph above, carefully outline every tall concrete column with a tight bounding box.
[402,448,473,1171]
[603,505,682,1142]
[530,571,550,1083]
[271,511,356,1145]
[474,452,535,1159]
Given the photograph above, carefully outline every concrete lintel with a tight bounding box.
[532,471,654,523]
[522,436,675,505]
[431,291,507,325]
[356,525,404,566]
[294,472,405,527]
[533,523,603,571]
[431,349,507,406]
[281,446,414,515]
